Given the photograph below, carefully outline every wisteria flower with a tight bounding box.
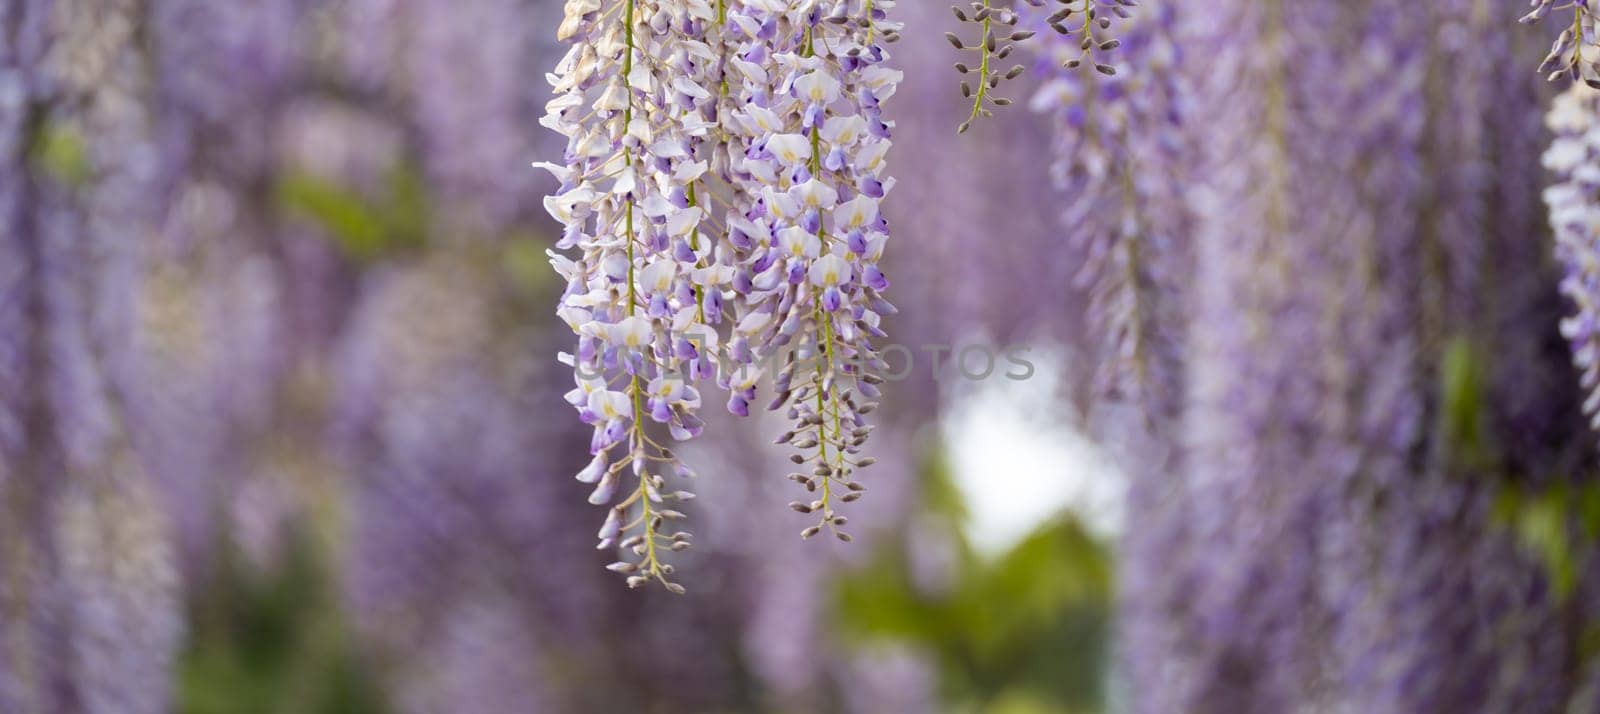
[544,0,901,586]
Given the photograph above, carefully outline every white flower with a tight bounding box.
[648,139,689,160]
[543,187,595,224]
[557,306,589,332]
[792,179,839,209]
[778,226,822,258]
[821,116,867,146]
[861,66,904,94]
[530,161,575,185]
[1545,137,1589,173]
[569,291,613,309]
[626,116,652,143]
[856,140,890,172]
[768,133,812,165]
[600,252,630,280]
[641,193,674,218]
[588,389,633,422]
[608,316,653,348]
[548,252,580,281]
[574,129,613,159]
[567,376,607,406]
[627,61,653,91]
[665,206,703,237]
[576,452,608,483]
[671,77,711,101]
[736,310,774,335]
[863,232,888,261]
[611,167,636,196]
[638,261,676,295]
[557,0,600,40]
[833,196,878,230]
[728,216,772,246]
[648,376,686,401]
[730,55,769,84]
[672,160,709,183]
[764,187,801,221]
[808,254,852,287]
[693,264,735,286]
[741,105,786,133]
[794,70,841,104]
[595,79,629,112]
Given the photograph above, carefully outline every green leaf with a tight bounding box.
[832,441,1112,712]
[1438,336,1489,468]
[32,123,90,186]
[176,532,388,714]
[378,161,429,249]
[276,173,387,259]
[276,161,429,261]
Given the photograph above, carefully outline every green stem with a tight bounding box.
[961,0,993,131]
[621,0,661,581]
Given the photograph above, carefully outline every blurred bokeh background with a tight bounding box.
[4,0,1600,712]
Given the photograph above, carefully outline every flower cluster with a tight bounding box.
[947,0,1137,132]
[1043,0,1138,74]
[720,0,902,542]
[1543,84,1600,433]
[1029,0,1184,415]
[542,0,901,589]
[1523,0,1600,85]
[947,1,1036,133]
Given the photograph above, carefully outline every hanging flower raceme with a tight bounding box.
[948,0,1138,132]
[542,0,732,592]
[1029,0,1185,414]
[544,0,900,587]
[1044,0,1139,73]
[947,0,1037,133]
[718,0,901,543]
[1524,0,1600,85]
[1543,84,1600,434]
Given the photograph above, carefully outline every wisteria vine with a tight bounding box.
[542,0,901,590]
